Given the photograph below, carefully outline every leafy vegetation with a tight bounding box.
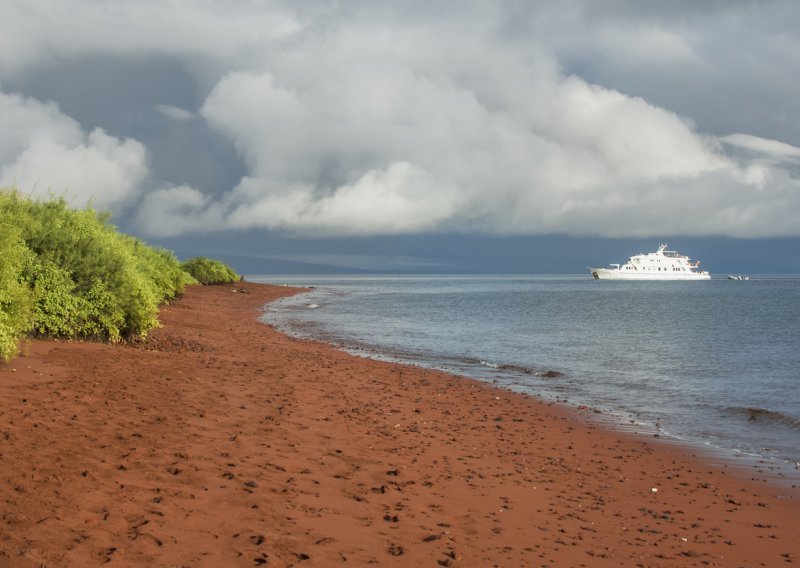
[181,257,239,285]
[0,188,198,361]
[0,222,33,361]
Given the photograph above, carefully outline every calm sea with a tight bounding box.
[253,275,800,470]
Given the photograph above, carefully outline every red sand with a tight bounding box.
[1,282,798,567]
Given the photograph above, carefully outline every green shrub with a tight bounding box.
[181,257,239,285]
[28,259,89,338]
[0,187,198,360]
[0,222,34,361]
[127,237,196,302]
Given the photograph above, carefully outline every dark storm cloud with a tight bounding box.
[1,0,799,239]
[546,0,800,146]
[3,55,246,195]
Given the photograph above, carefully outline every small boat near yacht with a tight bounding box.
[727,275,750,281]
[589,244,710,280]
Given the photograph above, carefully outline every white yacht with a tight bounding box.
[589,244,710,280]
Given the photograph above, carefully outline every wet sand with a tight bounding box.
[1,281,798,567]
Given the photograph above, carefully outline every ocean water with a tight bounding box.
[254,275,800,469]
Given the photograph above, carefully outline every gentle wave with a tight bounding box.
[458,357,564,378]
[725,407,800,431]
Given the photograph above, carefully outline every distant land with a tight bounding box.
[160,233,800,276]
[175,253,397,276]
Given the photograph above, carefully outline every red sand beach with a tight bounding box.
[1,282,798,567]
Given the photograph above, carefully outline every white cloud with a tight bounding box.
[0,89,148,209]
[154,104,196,122]
[593,25,701,68]
[720,134,800,160]
[136,185,221,237]
[136,162,455,237]
[227,162,455,235]
[0,88,82,158]
[178,35,799,238]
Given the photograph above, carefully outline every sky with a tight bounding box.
[1,1,799,273]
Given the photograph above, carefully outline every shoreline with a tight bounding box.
[263,284,800,487]
[285,331,800,488]
[1,281,798,566]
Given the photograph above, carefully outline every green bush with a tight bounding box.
[0,188,197,361]
[0,222,34,361]
[181,257,239,285]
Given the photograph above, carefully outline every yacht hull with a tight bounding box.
[590,268,711,280]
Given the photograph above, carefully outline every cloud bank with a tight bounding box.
[0,89,147,209]
[2,1,799,238]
